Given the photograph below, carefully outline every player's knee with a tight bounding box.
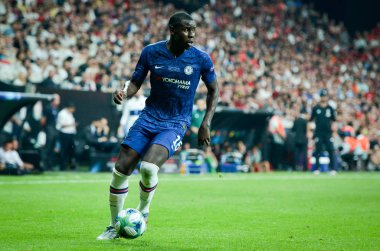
[115,161,128,175]
[140,161,159,184]
[115,155,135,176]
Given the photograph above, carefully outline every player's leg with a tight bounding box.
[109,118,153,225]
[97,146,140,240]
[137,144,168,222]
[301,141,308,171]
[42,127,54,170]
[98,120,151,240]
[325,136,337,174]
[110,146,141,225]
[314,136,323,173]
[58,132,69,171]
[137,126,185,222]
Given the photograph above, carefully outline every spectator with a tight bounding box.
[292,110,309,171]
[204,145,218,173]
[368,131,380,170]
[189,99,207,148]
[56,102,77,171]
[41,94,60,170]
[117,86,146,139]
[84,118,118,173]
[310,90,337,174]
[245,145,269,172]
[258,127,272,172]
[0,138,34,175]
[356,128,370,170]
[269,114,286,170]
[0,0,379,170]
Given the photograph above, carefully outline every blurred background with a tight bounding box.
[0,0,379,175]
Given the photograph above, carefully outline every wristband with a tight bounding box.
[123,80,130,96]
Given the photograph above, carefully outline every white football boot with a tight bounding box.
[96,226,118,240]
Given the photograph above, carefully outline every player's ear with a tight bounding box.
[169,25,175,35]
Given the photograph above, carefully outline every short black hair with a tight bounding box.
[320,89,328,97]
[67,101,76,108]
[168,11,193,29]
[2,138,13,146]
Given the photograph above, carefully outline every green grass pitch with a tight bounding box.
[0,172,379,250]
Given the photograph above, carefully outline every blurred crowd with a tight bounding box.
[0,138,35,175]
[0,0,379,172]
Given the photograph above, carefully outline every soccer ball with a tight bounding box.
[115,208,146,239]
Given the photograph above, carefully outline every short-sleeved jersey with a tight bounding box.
[310,104,336,135]
[131,40,216,127]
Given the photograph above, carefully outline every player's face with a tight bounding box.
[172,19,196,49]
[320,96,328,103]
[4,142,12,151]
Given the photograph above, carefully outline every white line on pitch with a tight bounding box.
[0,174,379,185]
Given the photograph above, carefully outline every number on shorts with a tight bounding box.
[171,135,182,151]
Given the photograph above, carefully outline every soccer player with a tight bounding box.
[117,88,146,139]
[310,89,337,174]
[97,11,219,240]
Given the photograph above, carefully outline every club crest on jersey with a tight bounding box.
[326,109,331,117]
[184,66,193,75]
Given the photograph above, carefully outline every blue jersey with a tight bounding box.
[131,40,216,127]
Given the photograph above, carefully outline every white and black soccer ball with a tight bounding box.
[115,208,146,239]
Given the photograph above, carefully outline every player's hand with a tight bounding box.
[198,124,211,147]
[113,89,124,104]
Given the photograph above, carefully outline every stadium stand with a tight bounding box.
[0,0,379,172]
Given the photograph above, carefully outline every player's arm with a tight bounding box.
[309,106,316,122]
[113,80,142,105]
[198,79,219,146]
[0,154,5,170]
[331,106,337,121]
[113,46,149,104]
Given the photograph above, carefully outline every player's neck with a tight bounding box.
[167,40,186,58]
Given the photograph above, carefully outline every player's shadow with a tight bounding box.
[99,238,199,251]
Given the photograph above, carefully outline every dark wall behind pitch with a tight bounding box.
[37,87,121,135]
[302,0,380,35]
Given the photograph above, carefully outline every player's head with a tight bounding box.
[66,102,76,113]
[299,107,308,119]
[11,139,19,150]
[168,11,196,49]
[2,138,13,151]
[52,93,60,107]
[99,117,108,126]
[196,99,206,111]
[319,89,328,103]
